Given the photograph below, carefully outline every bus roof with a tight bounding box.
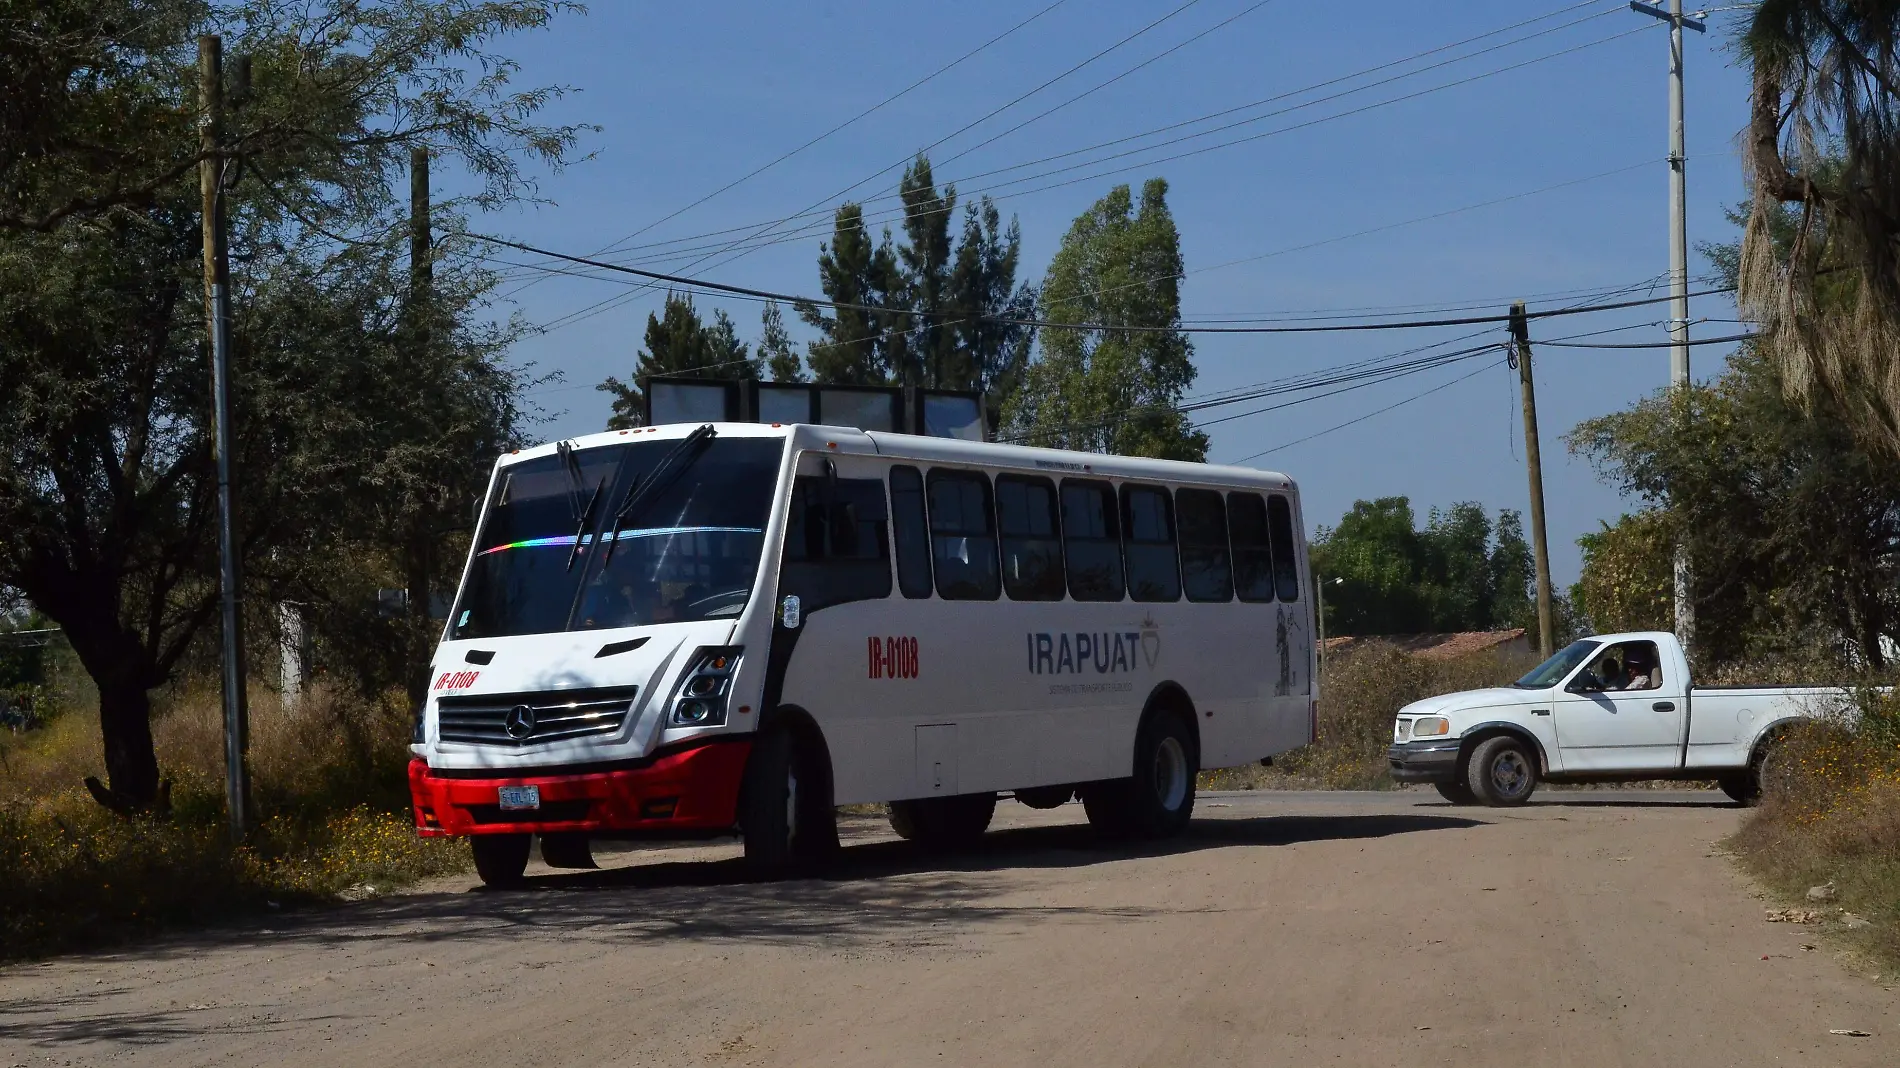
[496,422,1294,492]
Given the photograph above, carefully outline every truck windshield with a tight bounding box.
[450,436,785,639]
[1513,639,1601,688]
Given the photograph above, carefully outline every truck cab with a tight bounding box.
[1385,631,1839,806]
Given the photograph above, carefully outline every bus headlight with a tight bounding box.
[1412,716,1451,738]
[669,647,742,727]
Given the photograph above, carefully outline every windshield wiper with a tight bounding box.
[556,440,606,572]
[602,423,718,565]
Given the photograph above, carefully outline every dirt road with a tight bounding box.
[2,791,1893,1067]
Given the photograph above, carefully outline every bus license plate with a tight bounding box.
[497,785,540,811]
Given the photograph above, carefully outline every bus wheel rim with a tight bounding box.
[1153,736,1188,811]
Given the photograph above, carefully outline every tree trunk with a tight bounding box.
[403,514,435,712]
[97,678,161,806]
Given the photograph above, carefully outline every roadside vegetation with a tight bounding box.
[1729,690,1900,970]
[1202,642,1536,790]
[0,685,464,960]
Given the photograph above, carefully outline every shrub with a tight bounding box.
[1731,685,1900,967]
[0,682,466,960]
[1203,643,1535,790]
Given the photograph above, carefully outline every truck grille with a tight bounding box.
[436,686,639,747]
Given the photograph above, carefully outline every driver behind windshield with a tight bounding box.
[1618,645,1660,691]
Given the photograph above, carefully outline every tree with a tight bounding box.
[758,300,805,382]
[596,293,761,429]
[0,1,584,808]
[947,197,1037,402]
[892,155,956,388]
[799,203,902,385]
[1571,513,1675,636]
[1739,4,1900,455]
[1309,498,1537,636]
[1569,346,1900,667]
[1004,179,1206,460]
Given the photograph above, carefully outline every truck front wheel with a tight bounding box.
[1466,736,1538,807]
[1434,782,1478,805]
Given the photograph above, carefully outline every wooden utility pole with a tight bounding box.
[1509,303,1555,659]
[200,35,249,839]
[403,147,436,711]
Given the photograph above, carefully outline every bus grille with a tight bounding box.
[436,686,639,747]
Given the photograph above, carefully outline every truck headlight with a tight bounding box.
[1412,716,1450,738]
[669,647,741,727]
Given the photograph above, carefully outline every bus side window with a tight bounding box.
[1227,492,1275,602]
[780,475,892,611]
[1176,488,1233,602]
[996,474,1065,601]
[890,465,933,599]
[926,469,1000,600]
[1060,480,1123,601]
[1267,493,1301,602]
[1121,484,1181,603]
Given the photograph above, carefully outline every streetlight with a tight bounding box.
[1316,576,1345,669]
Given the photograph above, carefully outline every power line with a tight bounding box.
[570,13,1647,276]
[555,0,1211,327]
[592,0,1075,262]
[550,0,1619,273]
[1535,331,1756,348]
[1229,359,1501,465]
[470,231,1738,333]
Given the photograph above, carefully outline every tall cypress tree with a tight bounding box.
[948,196,1037,401]
[1005,178,1205,460]
[895,155,956,388]
[799,203,901,384]
[596,292,758,429]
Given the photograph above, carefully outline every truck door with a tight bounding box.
[1552,639,1685,772]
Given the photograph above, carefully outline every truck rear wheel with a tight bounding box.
[740,726,838,874]
[538,832,596,869]
[471,833,531,888]
[1717,772,1760,805]
[1466,735,1538,807]
[888,793,997,849]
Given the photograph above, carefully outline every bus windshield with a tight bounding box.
[1513,639,1601,689]
[449,436,785,640]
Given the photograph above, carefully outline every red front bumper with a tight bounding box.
[408,739,751,837]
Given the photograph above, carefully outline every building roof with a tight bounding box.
[1321,628,1529,661]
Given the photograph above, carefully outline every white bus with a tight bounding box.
[408,421,1316,885]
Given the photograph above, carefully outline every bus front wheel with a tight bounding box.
[740,726,839,874]
[471,833,531,888]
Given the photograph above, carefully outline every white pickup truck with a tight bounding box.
[1385,630,1851,806]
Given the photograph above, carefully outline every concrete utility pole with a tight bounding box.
[199,35,249,840]
[1509,304,1555,660]
[1629,0,1704,647]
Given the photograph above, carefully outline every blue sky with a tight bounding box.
[467,0,1755,588]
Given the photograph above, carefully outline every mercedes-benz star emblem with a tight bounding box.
[504,703,536,740]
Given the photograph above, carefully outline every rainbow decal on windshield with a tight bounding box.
[477,526,763,557]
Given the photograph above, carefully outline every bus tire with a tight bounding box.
[888,793,997,849]
[740,726,837,874]
[471,833,531,888]
[1085,711,1199,839]
[1013,785,1074,810]
[1467,734,1538,807]
[538,832,596,869]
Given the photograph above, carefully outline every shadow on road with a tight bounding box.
[14,812,1479,976]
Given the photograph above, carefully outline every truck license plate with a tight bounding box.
[497,785,540,811]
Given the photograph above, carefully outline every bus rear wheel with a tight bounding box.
[471,833,531,888]
[888,793,997,849]
[1084,711,1198,839]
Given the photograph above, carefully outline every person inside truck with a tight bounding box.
[1616,644,1661,690]
[1585,649,1628,691]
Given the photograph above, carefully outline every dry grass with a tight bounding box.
[0,682,466,960]
[1201,643,1537,791]
[1729,689,1900,971]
